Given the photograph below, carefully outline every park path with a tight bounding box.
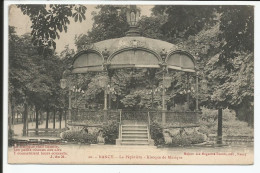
[12,120,66,137]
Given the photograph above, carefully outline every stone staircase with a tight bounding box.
[116,124,154,146]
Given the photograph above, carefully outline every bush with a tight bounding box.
[150,122,165,146]
[169,131,205,147]
[8,128,14,139]
[103,120,118,144]
[61,130,97,144]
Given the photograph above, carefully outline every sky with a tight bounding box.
[9,5,153,54]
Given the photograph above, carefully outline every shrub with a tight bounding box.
[61,130,97,144]
[102,120,118,144]
[150,122,165,146]
[169,131,205,147]
[8,128,15,146]
[8,128,14,139]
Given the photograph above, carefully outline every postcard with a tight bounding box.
[6,2,254,165]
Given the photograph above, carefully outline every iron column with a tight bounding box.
[196,71,199,111]
[162,72,166,125]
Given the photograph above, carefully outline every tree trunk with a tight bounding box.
[35,106,39,135]
[53,110,56,129]
[30,110,33,122]
[46,110,49,129]
[16,112,18,124]
[40,111,43,123]
[217,108,223,144]
[11,102,15,125]
[23,102,28,136]
[59,110,62,129]
[64,110,67,128]
[151,84,154,110]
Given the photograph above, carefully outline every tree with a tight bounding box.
[217,5,254,70]
[88,5,129,42]
[9,29,51,134]
[9,27,68,134]
[151,5,217,43]
[175,6,254,126]
[17,4,87,54]
[211,6,253,126]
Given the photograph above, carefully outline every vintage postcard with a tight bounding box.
[6,2,254,165]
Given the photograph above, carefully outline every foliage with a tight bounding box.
[139,15,166,40]
[61,130,97,144]
[168,131,205,147]
[150,122,164,146]
[199,107,254,136]
[217,6,254,70]
[152,5,217,43]
[8,129,14,139]
[88,5,129,43]
[203,6,253,125]
[102,120,119,144]
[9,5,254,130]
[17,4,87,54]
[9,26,67,130]
[175,6,254,125]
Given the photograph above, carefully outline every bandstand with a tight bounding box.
[63,6,200,145]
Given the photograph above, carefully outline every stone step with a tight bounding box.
[122,125,147,127]
[122,134,148,138]
[122,131,148,134]
[121,141,149,145]
[122,128,148,131]
[122,126,148,130]
[119,124,152,146]
[122,138,149,142]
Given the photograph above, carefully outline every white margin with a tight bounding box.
[3,1,260,173]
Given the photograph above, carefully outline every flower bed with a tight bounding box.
[169,131,205,146]
[60,130,97,144]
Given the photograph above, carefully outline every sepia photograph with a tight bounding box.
[5,1,255,165]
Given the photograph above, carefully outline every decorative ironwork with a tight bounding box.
[107,110,120,122]
[102,48,110,61]
[150,110,199,127]
[71,109,104,125]
[102,48,110,71]
[159,48,168,72]
[97,75,108,88]
[70,108,199,128]
[160,48,167,62]
[163,76,172,89]
[126,5,141,27]
[60,79,67,89]
[121,110,148,122]
[129,39,146,48]
[81,43,96,50]
[165,111,199,125]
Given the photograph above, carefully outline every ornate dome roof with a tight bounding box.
[91,36,179,54]
[72,36,197,74]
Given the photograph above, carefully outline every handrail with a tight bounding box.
[70,109,199,126]
[118,122,121,140]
